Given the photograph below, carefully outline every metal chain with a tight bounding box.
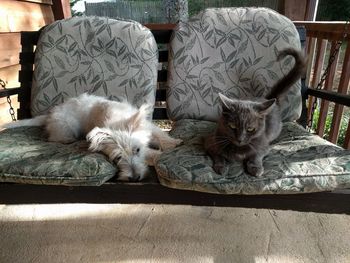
[308,20,350,131]
[0,78,17,122]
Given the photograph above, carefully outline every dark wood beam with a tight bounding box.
[0,183,349,214]
[52,0,71,20]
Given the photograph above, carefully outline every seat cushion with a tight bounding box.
[0,127,116,186]
[155,120,350,194]
[167,7,302,122]
[31,16,158,116]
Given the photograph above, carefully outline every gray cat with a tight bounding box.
[204,48,307,177]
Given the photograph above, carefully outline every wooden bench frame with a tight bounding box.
[0,24,350,214]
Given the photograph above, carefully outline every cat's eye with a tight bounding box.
[136,148,140,153]
[228,122,236,129]
[247,127,255,132]
[114,155,122,163]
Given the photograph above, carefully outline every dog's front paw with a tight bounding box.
[86,127,113,152]
[172,138,183,147]
[86,127,102,142]
[161,138,183,150]
[146,149,162,166]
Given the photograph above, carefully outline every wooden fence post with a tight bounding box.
[279,0,318,21]
[52,0,71,20]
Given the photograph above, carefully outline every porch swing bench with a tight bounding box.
[1,8,350,214]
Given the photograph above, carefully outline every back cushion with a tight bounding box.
[167,7,302,121]
[31,16,158,116]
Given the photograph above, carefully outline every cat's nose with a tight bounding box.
[236,138,246,146]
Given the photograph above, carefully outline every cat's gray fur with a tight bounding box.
[204,48,307,177]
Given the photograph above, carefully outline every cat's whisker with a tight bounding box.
[208,139,231,148]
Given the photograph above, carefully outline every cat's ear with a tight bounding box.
[218,93,233,109]
[254,99,276,115]
[218,93,238,114]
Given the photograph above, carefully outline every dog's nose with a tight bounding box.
[128,175,140,182]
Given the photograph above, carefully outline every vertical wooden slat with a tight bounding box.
[328,43,350,144]
[343,120,350,149]
[307,38,327,122]
[17,32,38,120]
[305,37,316,86]
[316,41,340,136]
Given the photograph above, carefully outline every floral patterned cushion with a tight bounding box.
[31,16,158,116]
[0,127,116,186]
[167,7,302,122]
[155,119,350,194]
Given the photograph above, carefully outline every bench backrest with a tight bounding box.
[168,8,304,122]
[17,22,305,121]
[30,17,158,117]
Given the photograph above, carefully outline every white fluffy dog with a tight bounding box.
[4,93,182,181]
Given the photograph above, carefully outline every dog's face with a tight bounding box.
[110,131,148,181]
[87,127,149,181]
[86,103,154,181]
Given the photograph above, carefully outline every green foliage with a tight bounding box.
[188,0,204,17]
[317,0,350,21]
[188,0,241,17]
[312,108,349,146]
[188,0,280,17]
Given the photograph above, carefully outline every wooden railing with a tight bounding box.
[294,21,350,149]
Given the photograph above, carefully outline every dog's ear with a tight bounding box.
[86,127,113,152]
[128,104,153,131]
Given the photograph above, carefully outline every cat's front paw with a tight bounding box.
[213,163,225,175]
[246,161,264,177]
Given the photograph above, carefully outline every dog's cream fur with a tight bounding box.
[4,93,182,181]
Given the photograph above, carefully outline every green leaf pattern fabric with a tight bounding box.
[167,7,302,121]
[155,120,350,194]
[31,16,158,116]
[0,127,116,186]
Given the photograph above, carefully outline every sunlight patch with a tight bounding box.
[0,204,150,221]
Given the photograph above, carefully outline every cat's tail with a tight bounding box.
[265,48,307,100]
[2,115,48,129]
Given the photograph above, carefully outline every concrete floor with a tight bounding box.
[0,204,349,263]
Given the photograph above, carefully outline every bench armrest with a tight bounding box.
[0,88,21,99]
[307,88,350,107]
